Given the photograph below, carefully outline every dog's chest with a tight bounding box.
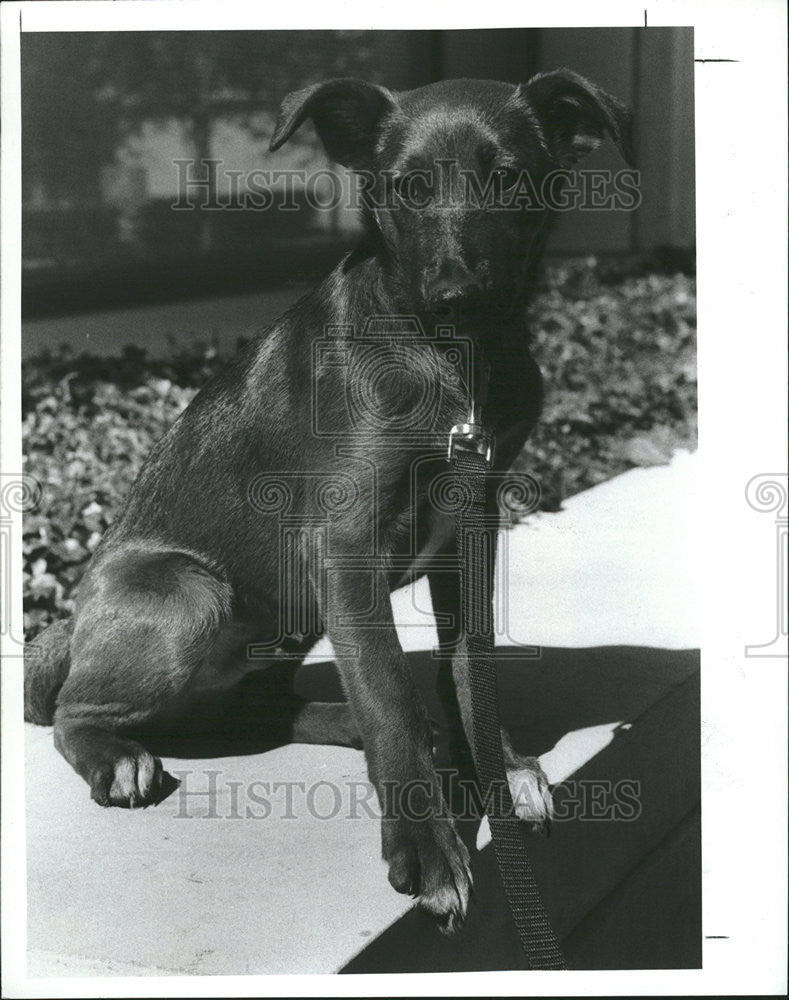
[387,494,455,587]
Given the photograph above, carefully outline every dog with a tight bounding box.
[25,70,633,931]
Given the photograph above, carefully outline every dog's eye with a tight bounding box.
[491,167,520,191]
[393,171,433,208]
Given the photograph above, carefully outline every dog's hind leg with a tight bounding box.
[53,546,233,807]
[289,701,361,748]
[25,616,74,725]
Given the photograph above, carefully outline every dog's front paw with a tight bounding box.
[383,814,472,933]
[507,756,554,832]
[89,746,163,808]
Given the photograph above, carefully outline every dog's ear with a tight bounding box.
[269,78,395,169]
[521,68,635,166]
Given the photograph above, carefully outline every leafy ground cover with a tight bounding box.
[22,257,696,638]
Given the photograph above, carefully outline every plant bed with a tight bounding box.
[22,257,696,639]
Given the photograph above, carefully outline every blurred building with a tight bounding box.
[21,28,694,315]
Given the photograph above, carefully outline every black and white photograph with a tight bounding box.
[1,1,786,994]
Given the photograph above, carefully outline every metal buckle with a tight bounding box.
[447,422,495,465]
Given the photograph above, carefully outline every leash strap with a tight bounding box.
[451,446,566,970]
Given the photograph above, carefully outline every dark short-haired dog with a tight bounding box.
[25,70,633,931]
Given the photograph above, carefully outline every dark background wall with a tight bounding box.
[436,27,695,253]
[21,27,694,317]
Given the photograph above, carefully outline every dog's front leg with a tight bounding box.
[317,559,471,931]
[428,555,554,832]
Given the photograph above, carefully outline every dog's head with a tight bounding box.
[270,72,633,318]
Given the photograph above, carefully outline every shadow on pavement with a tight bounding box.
[141,644,698,761]
[138,644,700,972]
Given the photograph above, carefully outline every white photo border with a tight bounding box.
[2,1,786,996]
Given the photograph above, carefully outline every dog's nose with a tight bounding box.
[424,263,482,314]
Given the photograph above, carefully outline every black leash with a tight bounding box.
[448,389,566,970]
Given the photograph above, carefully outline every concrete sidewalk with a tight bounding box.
[22,287,308,359]
[25,450,699,977]
[310,447,699,657]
